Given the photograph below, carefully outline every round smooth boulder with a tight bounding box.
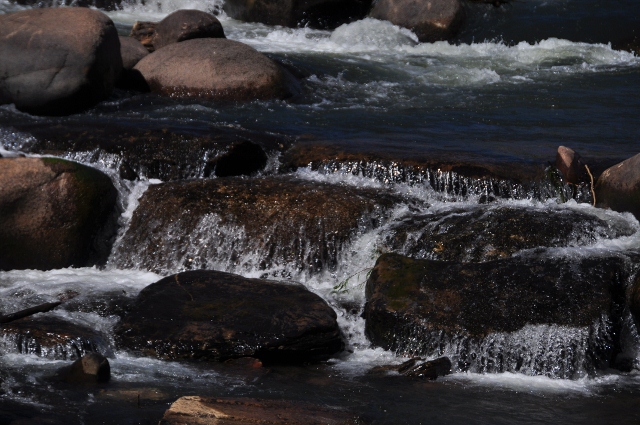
[153,9,225,51]
[133,38,292,101]
[595,153,640,220]
[0,157,118,271]
[119,36,149,70]
[369,0,465,43]
[0,8,122,115]
[115,270,344,364]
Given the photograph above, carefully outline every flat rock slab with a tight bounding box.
[112,176,402,275]
[115,270,343,363]
[160,396,363,425]
[382,205,636,262]
[364,253,629,378]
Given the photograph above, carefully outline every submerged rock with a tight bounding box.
[382,205,636,262]
[369,0,465,42]
[153,10,225,51]
[0,317,112,360]
[134,38,294,101]
[159,396,364,425]
[111,175,402,275]
[57,353,111,384]
[0,157,118,271]
[363,253,629,378]
[223,0,372,29]
[370,356,452,379]
[0,8,122,115]
[595,153,640,220]
[115,270,343,363]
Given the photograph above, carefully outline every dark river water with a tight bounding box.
[1,0,640,423]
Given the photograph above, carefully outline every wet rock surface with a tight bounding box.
[364,253,629,377]
[57,353,111,384]
[556,146,590,185]
[153,10,225,51]
[370,356,452,380]
[134,38,294,101]
[0,157,118,271]
[0,317,112,360]
[115,270,344,363]
[0,8,122,115]
[595,152,640,220]
[7,123,290,181]
[112,175,403,275]
[382,205,636,262]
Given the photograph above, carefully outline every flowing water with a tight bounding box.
[1,0,640,423]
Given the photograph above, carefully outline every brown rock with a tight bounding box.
[130,21,157,52]
[595,153,640,220]
[0,8,122,115]
[159,396,363,425]
[0,157,118,270]
[369,0,465,42]
[153,9,225,51]
[556,146,590,185]
[58,353,111,384]
[119,36,149,70]
[134,38,293,101]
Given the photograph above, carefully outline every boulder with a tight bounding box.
[57,353,111,384]
[133,38,294,101]
[382,205,635,262]
[0,317,112,360]
[223,0,372,29]
[369,356,452,379]
[0,157,118,271]
[0,8,122,115]
[115,270,343,363]
[595,153,640,220]
[130,21,157,52]
[119,36,149,70]
[153,10,225,51]
[159,396,363,425]
[110,176,401,275]
[369,0,465,43]
[363,253,629,378]
[556,146,590,185]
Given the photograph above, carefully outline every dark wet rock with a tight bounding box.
[134,38,294,101]
[363,253,629,378]
[0,157,118,271]
[630,273,640,330]
[111,176,403,275]
[369,0,465,43]
[0,8,122,115]
[0,317,112,360]
[61,291,136,318]
[370,356,452,379]
[57,353,111,384]
[130,21,157,52]
[8,123,290,181]
[382,205,636,263]
[115,270,343,363]
[556,146,590,185]
[595,153,640,220]
[153,10,225,51]
[119,36,149,70]
[223,0,372,29]
[159,396,363,425]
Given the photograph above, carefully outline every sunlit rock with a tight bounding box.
[115,270,343,363]
[153,10,225,51]
[364,253,630,378]
[0,8,122,115]
[556,146,590,185]
[0,157,118,271]
[595,153,640,220]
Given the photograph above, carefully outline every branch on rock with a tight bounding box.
[0,301,62,324]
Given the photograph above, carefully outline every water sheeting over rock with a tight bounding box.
[364,253,632,378]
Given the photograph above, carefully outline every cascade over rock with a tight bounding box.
[0,157,118,271]
[223,0,372,29]
[115,270,344,363]
[153,10,225,51]
[369,0,465,43]
[595,153,640,220]
[111,175,403,275]
[0,8,122,115]
[363,253,630,378]
[382,205,636,262]
[133,39,294,101]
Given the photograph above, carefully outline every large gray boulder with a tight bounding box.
[0,157,118,271]
[369,0,465,43]
[0,8,122,115]
[115,270,344,364]
[153,9,225,51]
[595,153,640,220]
[133,38,293,101]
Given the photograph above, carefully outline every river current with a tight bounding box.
[1,0,640,423]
